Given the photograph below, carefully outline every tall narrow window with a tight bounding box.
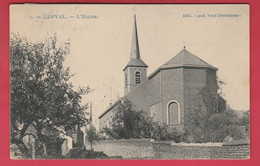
[135,71,141,84]
[167,101,180,124]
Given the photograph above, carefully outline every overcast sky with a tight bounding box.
[10,4,249,127]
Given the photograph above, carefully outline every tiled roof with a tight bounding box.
[124,58,148,69]
[161,48,217,70]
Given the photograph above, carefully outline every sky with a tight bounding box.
[10,4,250,128]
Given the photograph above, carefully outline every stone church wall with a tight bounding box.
[99,104,119,130]
[206,68,218,94]
[183,67,207,110]
[206,68,219,112]
[161,68,184,130]
[124,67,147,94]
[183,67,210,126]
[126,71,161,117]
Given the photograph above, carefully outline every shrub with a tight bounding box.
[185,107,247,143]
[150,122,185,142]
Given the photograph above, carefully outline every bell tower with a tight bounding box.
[123,15,148,95]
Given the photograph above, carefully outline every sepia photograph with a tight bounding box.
[10,4,250,159]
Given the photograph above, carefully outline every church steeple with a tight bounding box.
[123,15,147,71]
[130,15,140,59]
[124,15,148,95]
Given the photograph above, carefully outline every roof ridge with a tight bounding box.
[163,48,216,69]
[184,49,213,67]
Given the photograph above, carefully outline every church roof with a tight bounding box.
[148,48,217,79]
[161,48,217,70]
[123,15,148,71]
[125,58,148,69]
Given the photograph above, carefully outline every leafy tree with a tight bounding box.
[184,87,246,143]
[239,111,250,126]
[111,98,146,139]
[103,98,185,142]
[10,33,90,158]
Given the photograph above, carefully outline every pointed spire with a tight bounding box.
[123,15,148,71]
[130,15,140,59]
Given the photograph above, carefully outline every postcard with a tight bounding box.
[10,4,249,159]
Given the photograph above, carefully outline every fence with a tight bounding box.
[92,139,250,159]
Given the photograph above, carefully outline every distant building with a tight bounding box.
[99,16,225,131]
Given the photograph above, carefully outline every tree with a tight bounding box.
[103,98,185,142]
[10,33,90,158]
[110,98,145,139]
[184,87,245,143]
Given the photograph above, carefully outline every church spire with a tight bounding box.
[130,14,140,59]
[123,15,147,71]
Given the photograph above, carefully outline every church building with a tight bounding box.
[99,16,225,131]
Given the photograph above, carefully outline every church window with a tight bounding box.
[135,71,141,84]
[167,100,180,124]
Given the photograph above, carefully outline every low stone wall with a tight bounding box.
[152,142,250,159]
[92,139,154,159]
[92,140,250,159]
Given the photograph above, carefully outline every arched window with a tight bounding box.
[125,73,127,87]
[135,71,141,84]
[167,100,180,124]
